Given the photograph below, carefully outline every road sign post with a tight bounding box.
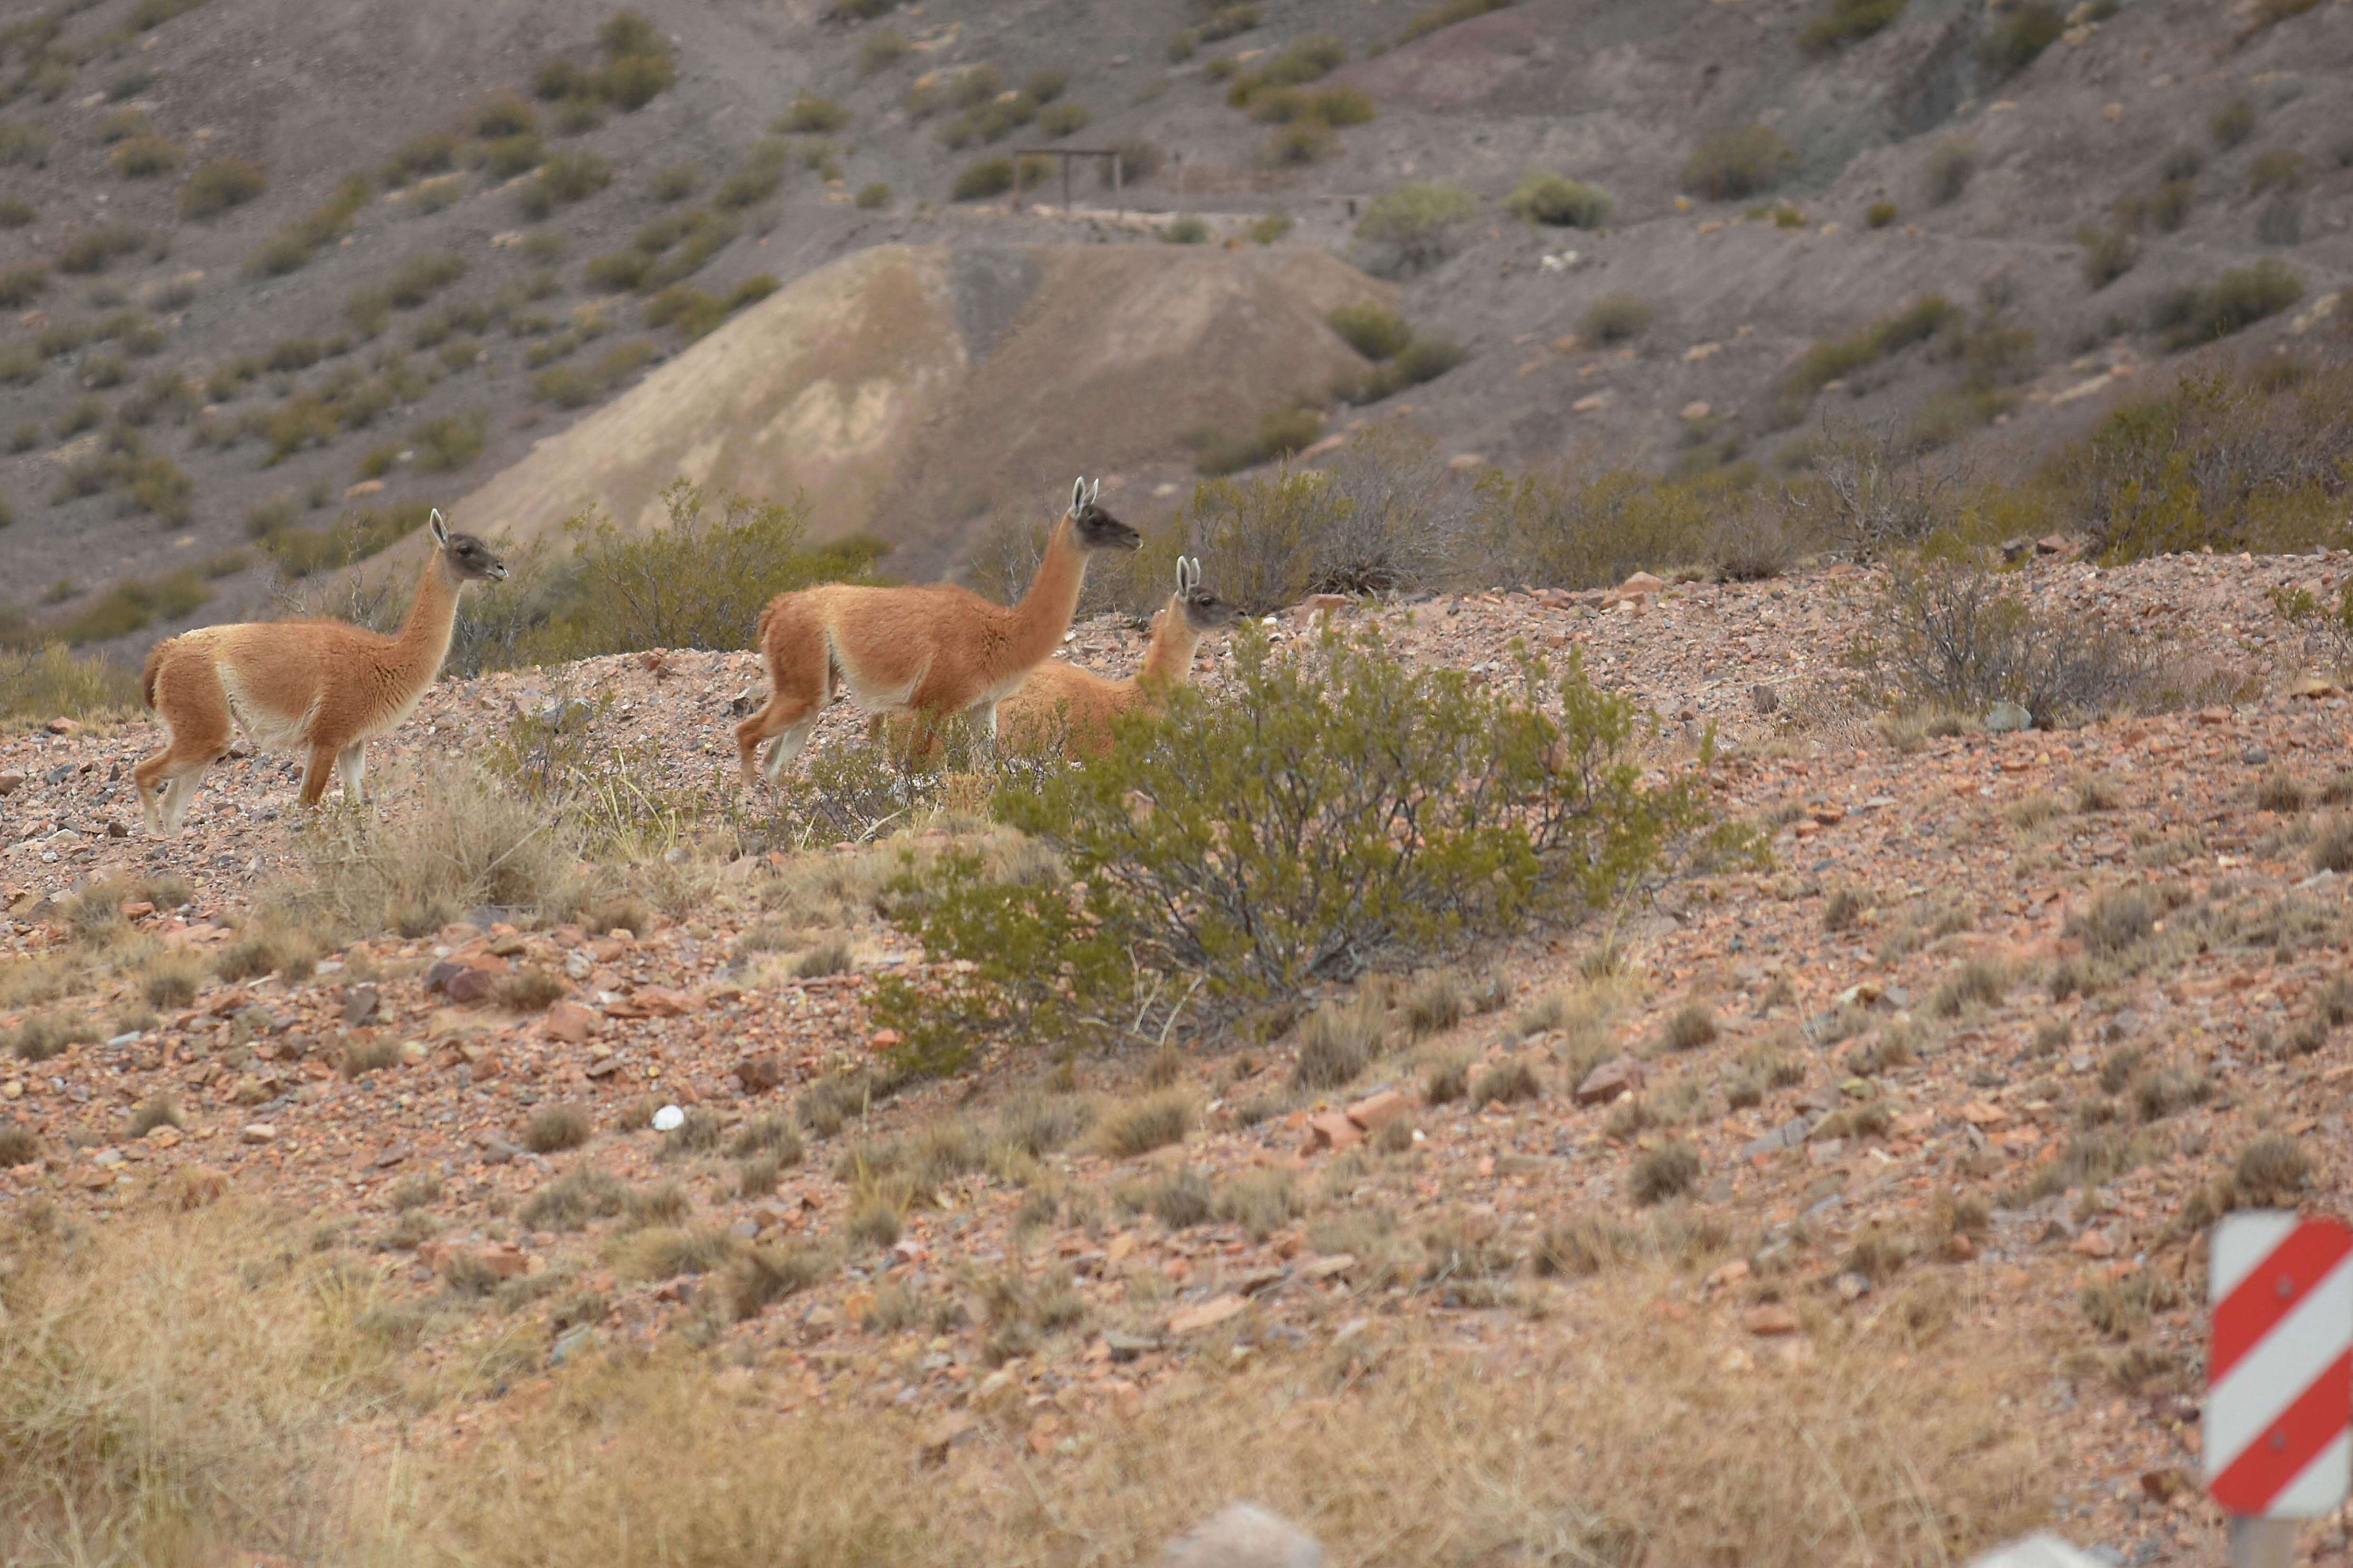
[2207,1212,2353,1567]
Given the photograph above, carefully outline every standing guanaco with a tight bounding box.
[734,477,1140,784]
[132,510,507,835]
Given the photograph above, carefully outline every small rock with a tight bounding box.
[0,772,22,796]
[1163,1502,1324,1568]
[1679,400,1711,421]
[240,1123,276,1144]
[1303,1111,1361,1153]
[445,966,502,1006]
[1985,701,2032,732]
[734,1053,788,1092]
[1574,1057,1644,1106]
[1168,1294,1249,1335]
[2242,746,2269,766]
[1343,1089,1413,1133]
[45,717,80,736]
[651,1104,686,1132]
[341,984,380,1026]
[1742,1304,1799,1336]
[2071,1229,2117,1259]
[1834,1271,1871,1303]
[543,1000,601,1044]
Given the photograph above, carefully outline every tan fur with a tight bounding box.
[734,479,1138,784]
[131,514,506,835]
[889,558,1238,763]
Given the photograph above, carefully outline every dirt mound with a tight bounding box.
[446,244,1393,578]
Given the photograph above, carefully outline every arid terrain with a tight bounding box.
[9,536,2353,1563]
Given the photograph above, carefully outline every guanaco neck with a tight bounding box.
[387,550,462,691]
[1003,512,1090,675]
[1136,595,1205,695]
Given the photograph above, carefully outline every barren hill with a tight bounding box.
[442,242,1392,574]
[0,0,2348,663]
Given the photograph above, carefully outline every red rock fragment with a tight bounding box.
[1574,1057,1644,1106]
[1345,1089,1414,1133]
[735,1055,788,1093]
[1742,1305,1799,1336]
[541,1000,600,1043]
[1304,1111,1362,1153]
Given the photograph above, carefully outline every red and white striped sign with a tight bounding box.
[2208,1212,2353,1518]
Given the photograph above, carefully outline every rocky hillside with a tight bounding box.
[8,546,2353,1561]
[0,0,2348,657]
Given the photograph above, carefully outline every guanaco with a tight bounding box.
[992,555,1240,759]
[735,477,1141,784]
[132,510,508,836]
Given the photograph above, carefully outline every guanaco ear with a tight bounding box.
[1070,477,1085,514]
[429,508,449,548]
[1088,478,1101,507]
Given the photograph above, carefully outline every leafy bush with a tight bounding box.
[1189,403,1322,475]
[58,225,146,275]
[952,156,1015,201]
[1225,32,1347,109]
[1353,182,1476,276]
[1263,120,1336,165]
[875,626,1721,1066]
[1329,302,1412,361]
[1855,563,2180,726]
[1164,215,1210,245]
[860,29,911,73]
[57,568,210,644]
[0,198,32,227]
[2150,261,2303,350]
[110,133,181,178]
[1977,2,2062,78]
[855,182,892,209]
[2055,361,2353,559]
[1681,125,1794,201]
[411,411,486,471]
[180,158,265,218]
[0,121,52,167]
[248,176,367,276]
[1579,293,1652,344]
[0,266,42,307]
[1038,102,1091,138]
[1187,432,1475,610]
[2248,149,2310,197]
[1478,466,1750,590]
[0,644,143,725]
[1866,199,1898,228]
[1798,0,1905,55]
[1921,141,1975,206]
[714,140,788,209]
[521,149,612,215]
[2208,94,2256,151]
[1506,174,1613,229]
[1249,213,1293,244]
[385,133,458,186]
[777,93,852,134]
[523,479,885,661]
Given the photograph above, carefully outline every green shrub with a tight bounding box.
[474,95,538,138]
[0,644,144,724]
[650,162,700,201]
[248,176,367,276]
[1921,140,1975,206]
[2151,261,2303,350]
[1249,213,1293,244]
[1353,182,1476,275]
[2208,93,2256,151]
[1681,124,1794,201]
[1866,199,1898,228]
[476,132,546,178]
[1225,32,1346,109]
[387,252,466,308]
[1328,302,1412,361]
[2054,360,2352,559]
[58,568,210,644]
[0,121,53,168]
[58,225,146,275]
[1038,101,1091,138]
[0,266,43,308]
[1798,0,1905,55]
[2248,149,2310,197]
[1200,3,1261,40]
[411,412,487,471]
[1506,174,1613,228]
[386,133,458,186]
[860,29,911,73]
[522,149,612,214]
[600,50,677,109]
[855,182,892,209]
[1579,292,1652,344]
[715,140,789,208]
[180,157,265,218]
[1478,466,1741,590]
[875,626,1721,1068]
[1977,2,2062,78]
[1189,403,1322,475]
[1263,119,1336,165]
[0,198,32,227]
[1395,0,1517,46]
[1164,214,1211,245]
[777,93,852,134]
[952,156,1016,201]
[110,133,181,178]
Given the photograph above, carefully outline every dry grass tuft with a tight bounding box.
[126,1094,184,1138]
[1093,1090,1195,1159]
[2235,1134,2313,1207]
[1658,1003,1719,1053]
[1289,993,1390,1091]
[496,967,568,1012]
[1469,1059,1543,1107]
[525,1103,594,1154]
[1632,1141,1701,1205]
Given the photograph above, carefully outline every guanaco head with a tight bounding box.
[1066,477,1141,553]
[430,508,509,583]
[1173,555,1240,633]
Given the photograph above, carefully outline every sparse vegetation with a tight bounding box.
[180,158,266,218]
[1506,174,1614,229]
[1579,293,1653,345]
[1799,0,1906,55]
[1352,182,1476,276]
[1977,2,2063,79]
[1921,141,1975,206]
[1681,124,1795,202]
[2149,261,2303,350]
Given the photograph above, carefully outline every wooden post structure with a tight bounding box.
[1011,148,1129,218]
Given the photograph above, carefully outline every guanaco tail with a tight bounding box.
[734,477,1141,784]
[132,510,507,836]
